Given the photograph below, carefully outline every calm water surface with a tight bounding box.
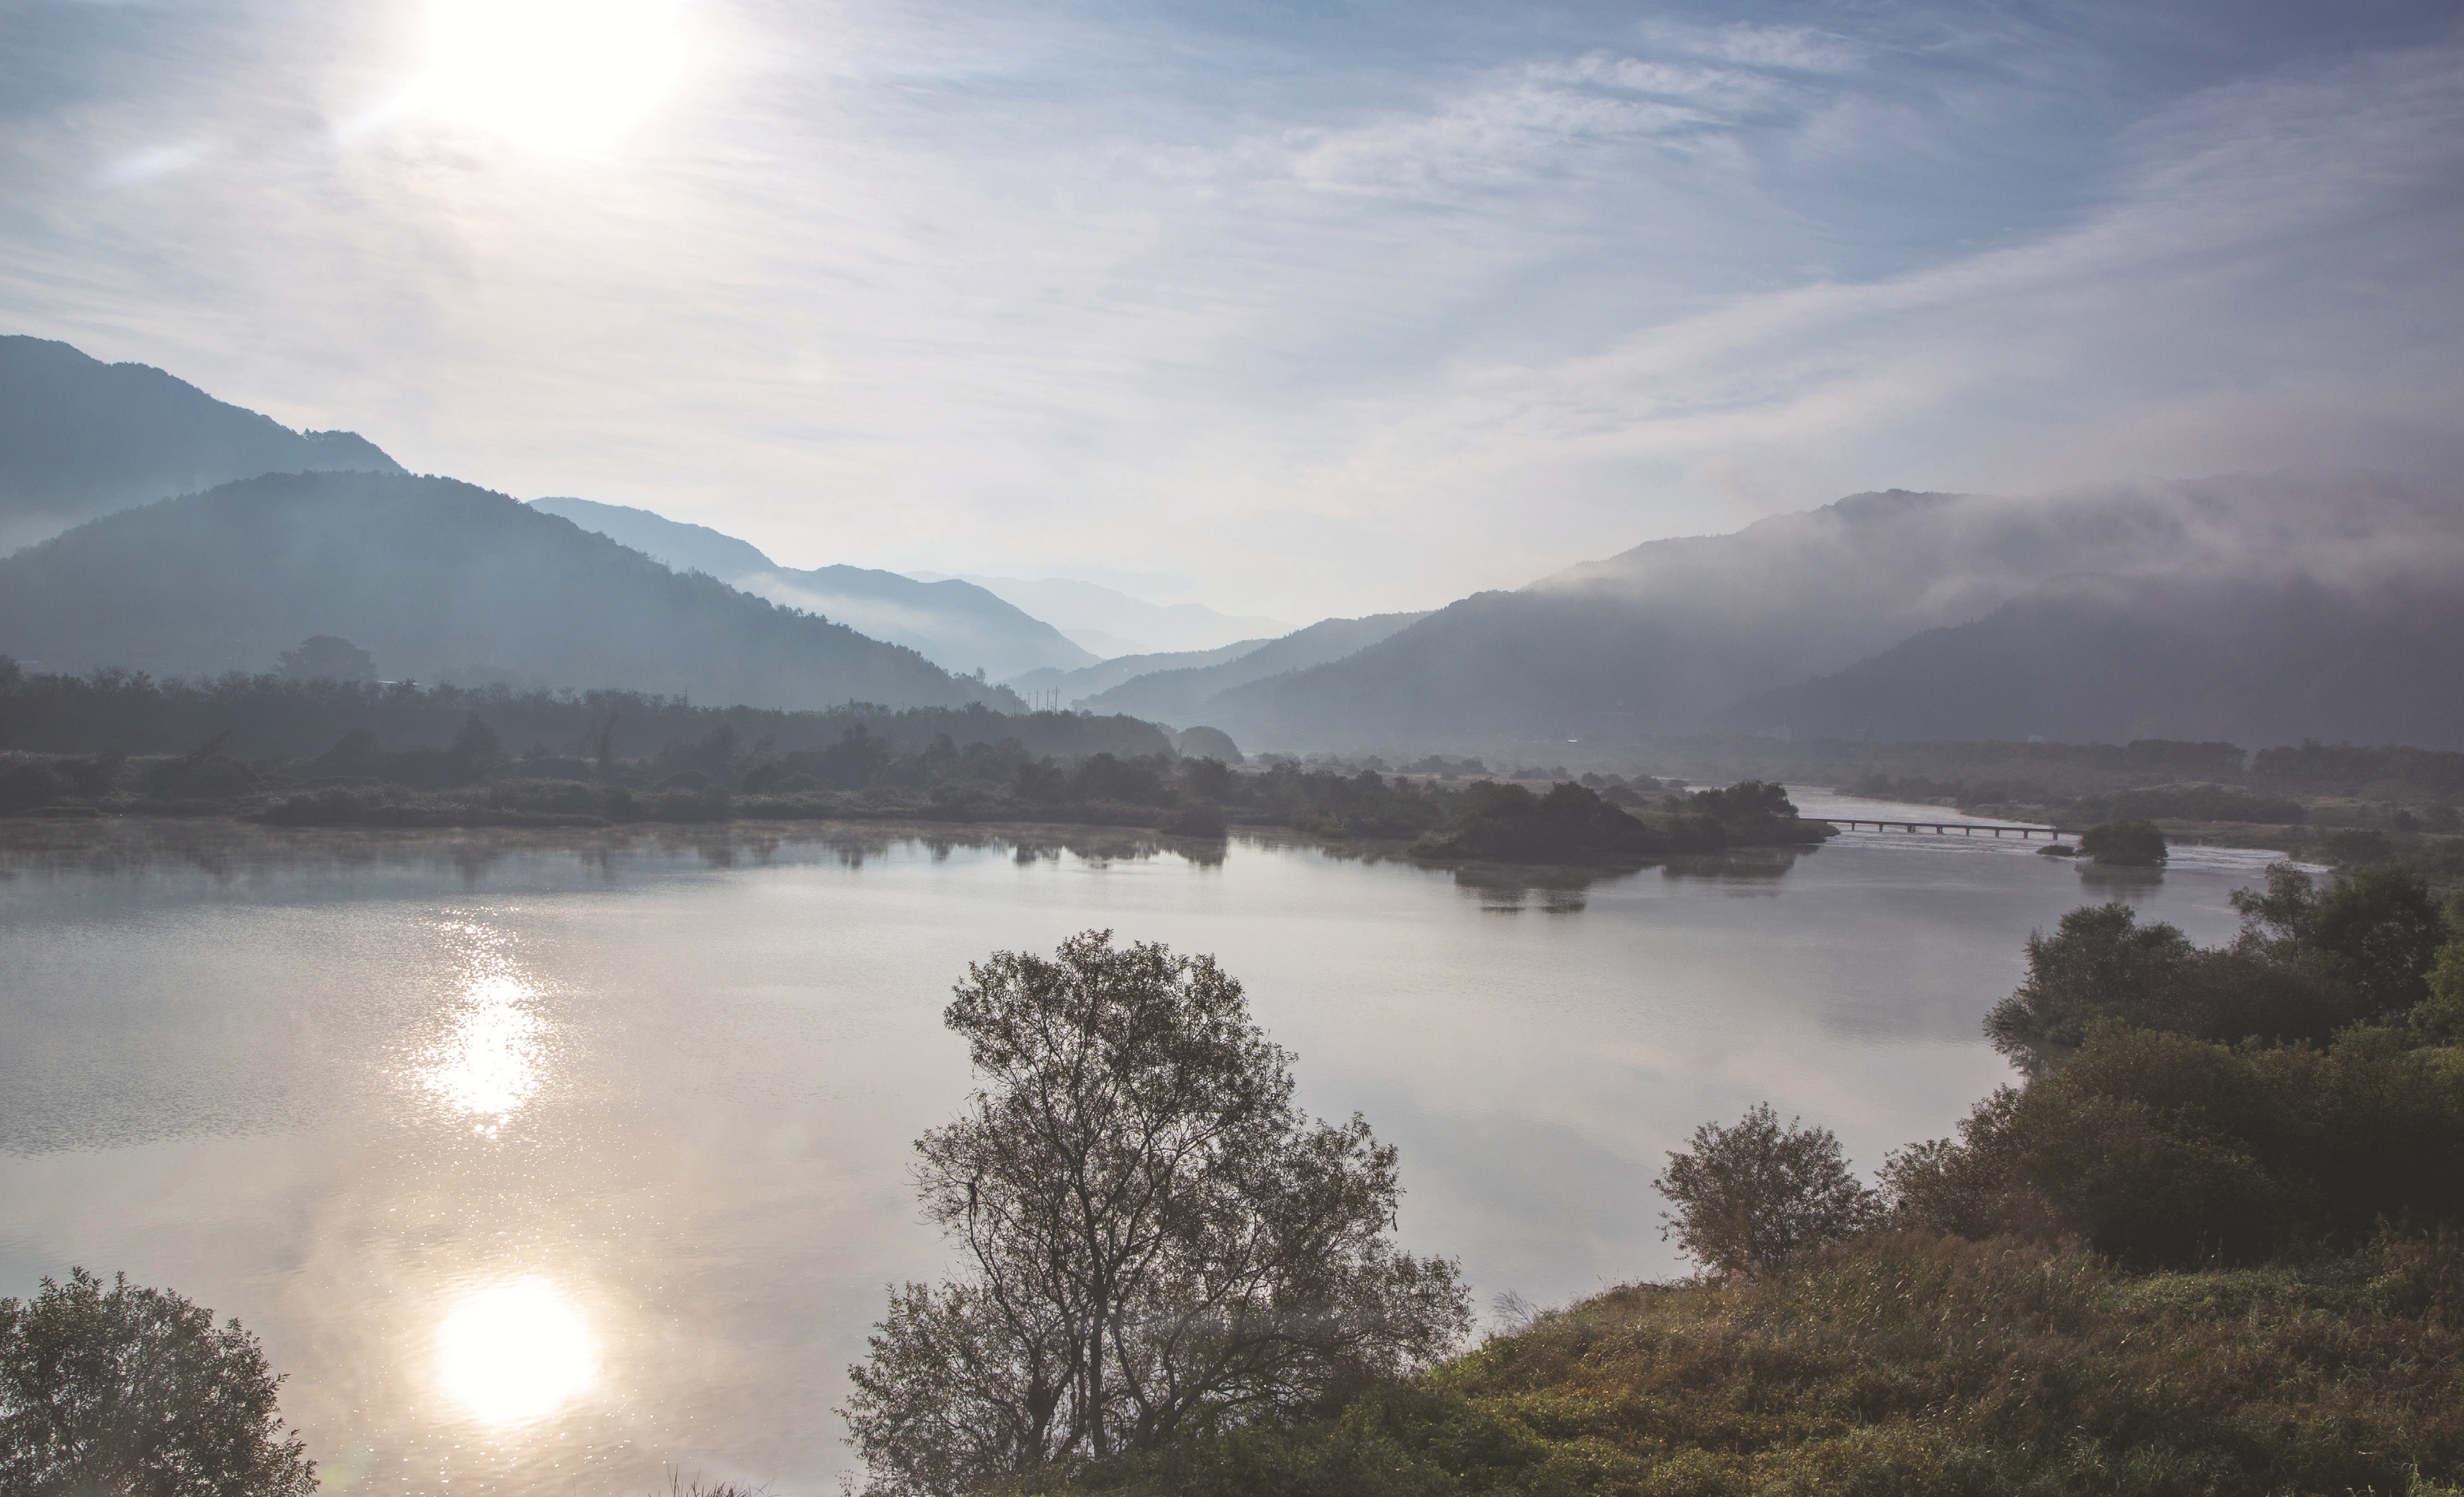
[0,801,2299,1494]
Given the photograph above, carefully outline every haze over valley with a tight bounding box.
[5,4,2463,1496]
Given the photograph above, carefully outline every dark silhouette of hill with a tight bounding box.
[0,472,1014,711]
[1205,472,2464,751]
[1077,610,1433,723]
[1721,572,2464,749]
[530,495,1095,679]
[0,335,400,553]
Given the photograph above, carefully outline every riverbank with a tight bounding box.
[1021,1228,2464,1497]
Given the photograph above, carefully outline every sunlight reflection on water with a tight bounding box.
[421,920,547,1132]
[436,1278,600,1424]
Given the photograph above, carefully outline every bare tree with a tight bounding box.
[843,931,1469,1496]
[1653,1103,1881,1277]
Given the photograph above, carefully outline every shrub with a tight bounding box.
[1652,1104,1881,1276]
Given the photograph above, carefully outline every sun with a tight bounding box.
[435,1279,600,1424]
[416,0,692,154]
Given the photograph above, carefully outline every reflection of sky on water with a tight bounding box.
[0,817,2299,1495]
[420,921,547,1132]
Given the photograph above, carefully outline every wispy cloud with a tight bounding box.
[0,1,2454,618]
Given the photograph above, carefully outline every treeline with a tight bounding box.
[1654,732,2464,803]
[4,690,1838,862]
[0,660,1166,761]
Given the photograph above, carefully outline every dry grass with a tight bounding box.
[1027,1229,2464,1496]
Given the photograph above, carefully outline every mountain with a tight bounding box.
[910,574,1292,656]
[0,335,401,554]
[1201,472,2464,752]
[0,472,1015,712]
[1076,610,1434,723]
[1721,571,2464,749]
[1003,640,1276,706]
[530,495,1095,679]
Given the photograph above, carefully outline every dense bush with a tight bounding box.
[1891,1025,2464,1266]
[1652,1104,1881,1276]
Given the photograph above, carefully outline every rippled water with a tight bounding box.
[0,804,2301,1495]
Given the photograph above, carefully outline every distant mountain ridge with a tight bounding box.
[1205,472,2464,752]
[531,495,1095,679]
[0,472,1014,712]
[1076,611,1433,723]
[1721,569,2464,749]
[0,334,401,553]
[1004,641,1276,706]
[911,573,1292,656]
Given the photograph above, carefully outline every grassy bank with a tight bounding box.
[1023,1229,2464,1497]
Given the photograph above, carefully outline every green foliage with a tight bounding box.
[1895,1025,2464,1266]
[2067,782,2308,825]
[1985,866,2453,1073]
[843,933,1470,1497]
[2420,941,2464,1042]
[1409,782,1690,863]
[1024,1229,2464,1496]
[2078,820,2166,864]
[1652,1104,1882,1277]
[2309,863,2451,1013]
[0,1268,316,1497]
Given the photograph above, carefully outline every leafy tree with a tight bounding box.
[2078,820,2167,865]
[274,634,375,683]
[1652,1104,1881,1277]
[1682,780,1796,825]
[2419,941,2464,1042]
[843,932,1469,1497]
[2307,865,2449,1016]
[0,1268,316,1496]
[1984,904,2199,1074]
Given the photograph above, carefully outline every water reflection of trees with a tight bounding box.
[0,817,1231,887]
[2076,861,2166,895]
[0,818,1816,900]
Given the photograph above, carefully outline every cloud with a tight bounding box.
[0,1,2455,621]
[1266,37,2464,546]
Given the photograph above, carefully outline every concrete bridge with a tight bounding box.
[1824,817,2076,840]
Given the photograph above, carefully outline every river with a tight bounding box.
[0,796,2301,1494]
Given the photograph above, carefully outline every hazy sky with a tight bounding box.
[3,0,2458,617]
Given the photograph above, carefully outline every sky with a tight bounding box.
[1,0,2459,620]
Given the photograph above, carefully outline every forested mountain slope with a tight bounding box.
[1721,570,2464,748]
[1078,610,1433,723]
[1207,472,2464,751]
[0,335,400,553]
[0,472,1010,711]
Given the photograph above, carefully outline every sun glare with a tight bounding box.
[436,1279,600,1423]
[417,0,691,154]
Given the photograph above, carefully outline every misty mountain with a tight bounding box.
[0,334,400,554]
[1003,639,1276,706]
[531,495,1095,679]
[0,472,1013,712]
[1203,472,2464,751]
[1721,571,2464,749]
[1076,610,1434,723]
[909,573,1291,656]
